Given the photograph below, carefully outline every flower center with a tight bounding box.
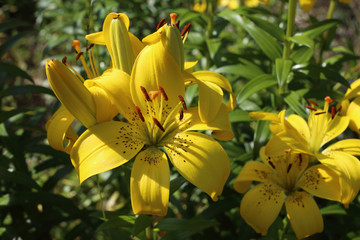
[134,86,190,146]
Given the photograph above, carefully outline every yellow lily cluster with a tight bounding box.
[191,0,269,12]
[235,96,360,238]
[45,12,236,216]
[299,0,352,12]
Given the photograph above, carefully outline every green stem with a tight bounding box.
[280,217,290,240]
[145,226,154,240]
[97,176,107,221]
[205,0,215,69]
[317,0,337,64]
[282,0,297,61]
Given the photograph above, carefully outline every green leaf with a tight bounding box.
[291,47,313,64]
[0,30,34,57]
[0,85,54,98]
[289,35,314,49]
[216,59,265,80]
[320,204,347,215]
[0,166,41,190]
[253,120,270,159]
[307,65,350,88]
[300,19,340,39]
[0,61,34,82]
[133,215,153,236]
[206,38,222,59]
[229,109,252,122]
[275,58,293,87]
[170,175,187,195]
[247,15,285,42]
[0,109,31,123]
[0,20,31,32]
[284,91,308,119]
[237,74,277,104]
[156,217,217,232]
[97,215,135,233]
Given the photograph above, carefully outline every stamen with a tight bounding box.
[157,18,166,30]
[135,106,145,122]
[308,100,318,106]
[175,20,180,29]
[331,106,336,119]
[62,56,67,64]
[170,13,177,25]
[315,111,326,115]
[86,43,95,51]
[149,91,159,100]
[76,52,84,61]
[153,117,165,132]
[140,86,151,102]
[325,96,334,104]
[178,95,187,110]
[181,24,191,36]
[179,109,183,121]
[268,161,275,169]
[306,105,317,111]
[158,86,168,101]
[337,105,342,112]
[299,154,302,166]
[287,163,292,173]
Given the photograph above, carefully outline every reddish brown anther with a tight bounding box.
[337,105,342,112]
[287,163,293,173]
[153,117,165,132]
[298,154,303,166]
[179,109,184,121]
[178,95,187,110]
[306,105,317,111]
[86,43,94,51]
[315,111,326,115]
[62,56,67,64]
[140,86,151,102]
[331,106,336,119]
[135,106,145,122]
[181,24,191,36]
[76,52,84,61]
[157,18,165,30]
[175,20,180,29]
[268,161,275,169]
[158,86,168,101]
[325,96,334,104]
[307,99,318,107]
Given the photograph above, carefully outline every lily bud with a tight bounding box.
[46,59,97,128]
[161,24,184,72]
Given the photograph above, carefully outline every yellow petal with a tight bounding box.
[186,105,234,141]
[320,115,349,148]
[317,152,360,207]
[161,25,184,71]
[287,114,310,141]
[129,32,144,58]
[85,31,105,45]
[165,132,230,201]
[46,59,96,128]
[46,105,77,154]
[184,61,198,73]
[234,161,276,193]
[196,79,223,123]
[346,97,360,134]
[344,78,360,100]
[70,121,144,183]
[244,0,259,7]
[130,147,169,216]
[299,0,317,12]
[130,42,185,111]
[240,183,284,236]
[297,164,341,202]
[192,71,233,97]
[285,192,323,239]
[86,69,135,122]
[324,138,360,156]
[249,111,279,121]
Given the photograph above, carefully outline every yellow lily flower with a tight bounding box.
[234,145,341,239]
[299,0,352,12]
[191,0,269,12]
[249,97,360,207]
[338,78,360,134]
[69,15,233,216]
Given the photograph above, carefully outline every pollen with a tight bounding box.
[135,106,145,122]
[308,99,318,106]
[179,109,184,121]
[62,56,67,64]
[178,95,187,110]
[140,86,151,102]
[306,105,317,111]
[86,43,95,51]
[76,52,84,61]
[153,117,165,132]
[181,24,191,36]
[331,106,336,119]
[158,86,168,101]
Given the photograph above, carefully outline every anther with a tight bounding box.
[158,86,168,101]
[287,163,292,173]
[306,105,317,111]
[149,91,159,100]
[86,43,94,51]
[178,95,187,110]
[76,52,84,61]
[62,56,67,64]
[175,20,180,29]
[157,18,165,30]
[179,109,184,121]
[268,161,275,169]
[135,106,145,122]
[308,100,318,107]
[325,96,334,104]
[337,105,342,112]
[140,86,151,102]
[181,24,191,36]
[153,117,165,132]
[298,154,303,166]
[315,111,326,115]
[331,106,335,119]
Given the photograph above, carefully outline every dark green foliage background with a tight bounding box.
[1,0,360,239]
